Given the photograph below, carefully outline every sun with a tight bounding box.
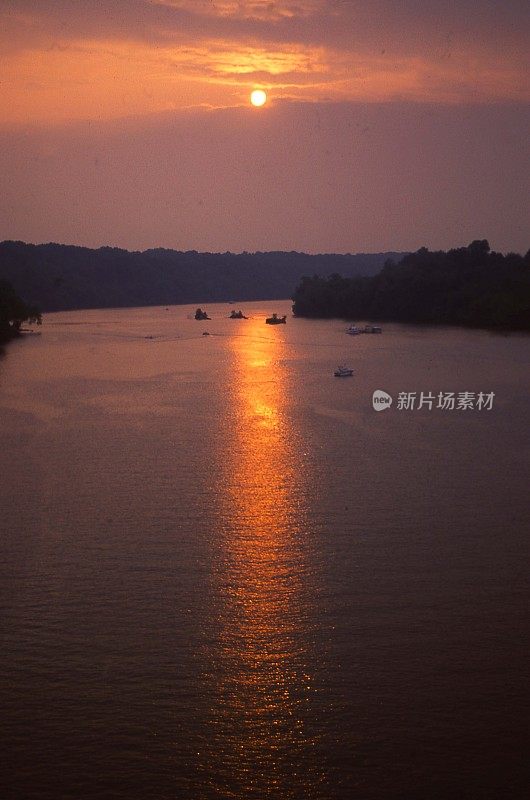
[250,89,267,107]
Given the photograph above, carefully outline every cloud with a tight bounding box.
[4,0,527,53]
[0,0,528,123]
[152,0,329,22]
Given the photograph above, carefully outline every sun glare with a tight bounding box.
[250,89,267,107]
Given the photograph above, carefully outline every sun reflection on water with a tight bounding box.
[202,318,326,798]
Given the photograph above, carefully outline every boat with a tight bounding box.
[195,308,210,320]
[229,310,248,319]
[334,366,354,377]
[347,325,362,335]
[265,314,287,325]
[202,331,210,336]
[363,324,382,333]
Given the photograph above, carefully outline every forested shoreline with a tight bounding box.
[2,240,528,334]
[0,281,41,344]
[292,241,530,331]
[0,241,400,312]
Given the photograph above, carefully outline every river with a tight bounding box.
[1,301,528,799]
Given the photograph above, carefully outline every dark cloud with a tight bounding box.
[3,0,529,59]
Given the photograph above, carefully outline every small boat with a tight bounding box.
[363,324,382,333]
[334,366,354,377]
[195,308,210,320]
[265,314,287,325]
[229,310,248,319]
[347,325,362,335]
[202,331,210,336]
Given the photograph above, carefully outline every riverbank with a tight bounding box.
[292,241,530,332]
[0,280,42,344]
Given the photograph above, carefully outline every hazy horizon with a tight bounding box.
[1,2,528,255]
[2,234,527,259]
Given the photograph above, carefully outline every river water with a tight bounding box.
[0,301,528,799]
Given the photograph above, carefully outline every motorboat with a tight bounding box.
[265,314,287,325]
[347,325,362,335]
[364,324,382,333]
[195,308,211,320]
[229,310,248,319]
[334,366,354,377]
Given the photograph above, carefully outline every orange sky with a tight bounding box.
[0,1,528,253]
[2,0,528,123]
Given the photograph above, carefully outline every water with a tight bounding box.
[1,302,528,799]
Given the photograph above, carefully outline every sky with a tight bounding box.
[1,0,528,254]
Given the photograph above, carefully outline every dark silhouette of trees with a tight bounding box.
[292,242,530,330]
[0,281,42,343]
[0,241,403,312]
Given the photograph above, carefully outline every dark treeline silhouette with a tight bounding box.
[0,241,402,312]
[0,281,41,344]
[292,241,530,330]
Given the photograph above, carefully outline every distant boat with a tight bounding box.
[363,324,382,333]
[265,313,287,325]
[195,308,210,320]
[202,331,210,336]
[229,310,248,319]
[347,325,362,335]
[334,366,354,377]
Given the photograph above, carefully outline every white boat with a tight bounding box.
[334,366,354,377]
[347,325,362,335]
[363,324,382,333]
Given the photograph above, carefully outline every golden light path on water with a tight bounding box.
[202,317,326,798]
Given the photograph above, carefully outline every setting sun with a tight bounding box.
[250,89,267,107]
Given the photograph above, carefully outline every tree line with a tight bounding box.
[292,241,530,330]
[0,241,402,312]
[0,281,41,344]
